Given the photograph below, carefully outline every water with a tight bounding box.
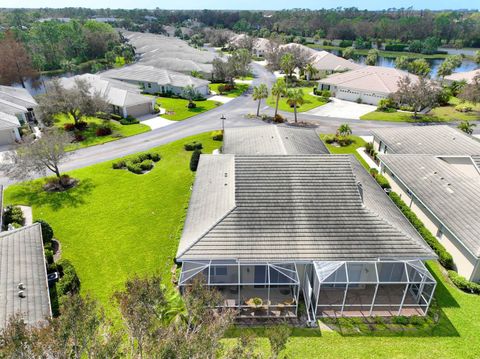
[14,69,89,96]
[326,49,478,78]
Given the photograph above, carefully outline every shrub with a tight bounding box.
[184,142,203,151]
[217,84,227,94]
[369,168,378,177]
[56,259,80,296]
[112,160,126,169]
[111,114,123,121]
[126,162,143,174]
[375,173,391,189]
[448,270,480,294]
[273,114,285,123]
[149,153,161,162]
[323,135,336,144]
[365,142,374,153]
[120,116,140,125]
[409,315,426,326]
[2,205,25,230]
[320,90,331,98]
[377,98,396,112]
[190,149,202,172]
[392,316,409,325]
[339,40,353,48]
[385,43,408,51]
[44,248,54,265]
[139,159,154,171]
[137,153,150,162]
[336,135,353,147]
[64,123,76,131]
[96,127,112,136]
[437,87,452,106]
[211,130,223,141]
[187,102,197,109]
[389,192,454,270]
[153,105,161,114]
[35,219,54,245]
[74,132,85,142]
[76,121,88,131]
[455,104,473,113]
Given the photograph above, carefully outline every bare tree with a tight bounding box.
[3,129,70,181]
[458,74,480,105]
[393,76,440,118]
[37,78,110,127]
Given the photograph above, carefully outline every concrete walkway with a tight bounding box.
[19,206,33,226]
[209,95,234,104]
[140,117,177,130]
[306,98,377,120]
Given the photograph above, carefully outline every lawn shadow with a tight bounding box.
[8,178,96,211]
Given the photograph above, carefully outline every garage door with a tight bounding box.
[126,103,152,118]
[0,129,14,146]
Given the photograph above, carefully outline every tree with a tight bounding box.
[229,48,252,78]
[458,120,477,135]
[337,123,352,137]
[2,128,71,181]
[271,79,287,117]
[393,76,440,118]
[224,329,260,359]
[286,88,305,123]
[252,84,269,117]
[280,53,296,88]
[437,55,463,78]
[365,48,379,65]
[265,325,292,359]
[37,78,110,127]
[0,30,38,88]
[182,85,200,108]
[475,50,480,65]
[342,46,355,59]
[408,58,431,77]
[304,63,318,81]
[458,75,480,104]
[395,56,410,70]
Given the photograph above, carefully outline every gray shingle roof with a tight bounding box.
[378,154,480,257]
[0,111,20,130]
[0,224,51,329]
[0,86,37,112]
[177,155,435,261]
[223,125,329,155]
[372,125,480,156]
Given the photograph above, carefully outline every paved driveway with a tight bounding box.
[305,98,377,120]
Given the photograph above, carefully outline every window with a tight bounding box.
[436,228,443,239]
[212,266,227,276]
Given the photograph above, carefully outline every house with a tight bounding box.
[444,69,480,84]
[372,126,480,282]
[0,86,38,146]
[252,38,271,58]
[58,74,155,118]
[318,66,419,105]
[222,125,329,155]
[0,223,52,329]
[101,64,210,97]
[309,51,361,73]
[176,154,436,320]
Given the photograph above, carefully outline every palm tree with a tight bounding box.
[252,84,269,117]
[182,85,200,108]
[458,120,477,135]
[337,123,352,137]
[280,53,295,88]
[286,88,304,123]
[305,63,318,81]
[271,79,287,117]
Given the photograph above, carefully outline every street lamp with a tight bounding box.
[220,114,226,132]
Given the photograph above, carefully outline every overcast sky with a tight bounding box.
[1,0,478,10]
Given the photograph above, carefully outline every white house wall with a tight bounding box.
[321,85,387,105]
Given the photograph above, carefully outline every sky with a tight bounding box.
[0,0,478,10]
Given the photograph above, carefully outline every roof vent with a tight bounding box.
[18,291,26,298]
[357,182,364,204]
[18,283,25,290]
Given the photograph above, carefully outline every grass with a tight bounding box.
[54,114,150,150]
[4,133,221,315]
[157,97,219,121]
[360,110,431,123]
[320,134,369,169]
[209,83,250,98]
[266,87,328,113]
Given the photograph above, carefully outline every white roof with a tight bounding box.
[318,66,419,94]
[0,86,37,116]
[309,50,361,72]
[101,64,209,88]
[0,111,20,130]
[445,69,480,84]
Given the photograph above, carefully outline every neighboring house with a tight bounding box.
[222,125,329,155]
[309,50,361,73]
[373,126,480,282]
[252,38,271,58]
[176,153,436,320]
[444,69,480,84]
[0,223,52,329]
[0,86,38,146]
[101,64,210,97]
[318,66,418,105]
[58,74,155,118]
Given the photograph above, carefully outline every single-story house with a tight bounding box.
[372,126,480,282]
[444,69,480,84]
[0,223,52,329]
[101,64,210,97]
[0,86,38,146]
[222,125,329,155]
[58,74,155,118]
[176,154,436,320]
[309,50,361,73]
[318,66,419,105]
[252,38,271,58]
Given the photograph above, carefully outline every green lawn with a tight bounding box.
[157,97,220,121]
[4,133,221,315]
[320,134,369,169]
[54,114,150,150]
[429,97,480,122]
[266,87,328,113]
[209,83,250,98]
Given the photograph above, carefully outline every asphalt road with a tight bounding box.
[0,62,473,186]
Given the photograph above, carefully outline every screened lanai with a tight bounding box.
[179,260,300,318]
[310,260,436,318]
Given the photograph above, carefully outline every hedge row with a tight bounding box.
[448,270,480,294]
[56,259,80,297]
[388,192,454,270]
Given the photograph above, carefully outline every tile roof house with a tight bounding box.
[318,66,419,105]
[0,86,38,146]
[101,64,210,97]
[373,125,480,282]
[58,74,155,119]
[176,152,436,320]
[0,224,51,329]
[444,69,480,84]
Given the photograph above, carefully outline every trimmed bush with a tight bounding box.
[448,270,480,294]
[389,192,454,270]
[369,168,379,177]
[111,114,122,121]
[96,127,112,136]
[377,98,396,112]
[320,90,331,98]
[392,316,409,325]
[126,162,143,174]
[64,123,76,131]
[120,115,140,125]
[339,40,353,48]
[2,205,25,230]
[112,160,126,169]
[35,219,54,245]
[56,259,80,296]
[211,130,223,141]
[139,159,154,171]
[374,173,391,189]
[323,135,336,144]
[184,142,203,151]
[190,149,202,172]
[455,104,473,113]
[365,142,374,153]
[149,153,161,162]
